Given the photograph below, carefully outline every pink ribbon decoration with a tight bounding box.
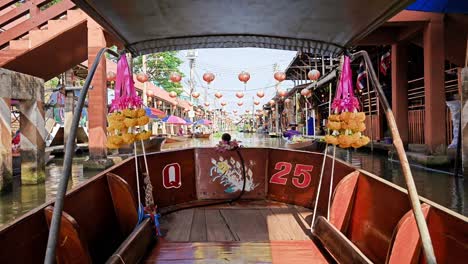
[331,55,360,112]
[110,56,143,112]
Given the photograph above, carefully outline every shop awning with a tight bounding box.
[72,0,413,55]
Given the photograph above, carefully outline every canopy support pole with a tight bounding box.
[44,48,121,264]
[351,50,436,264]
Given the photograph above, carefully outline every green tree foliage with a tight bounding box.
[133,52,185,95]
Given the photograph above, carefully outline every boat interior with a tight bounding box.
[0,148,467,263]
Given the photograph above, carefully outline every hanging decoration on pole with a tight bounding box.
[136,72,149,83]
[274,71,286,82]
[237,101,243,106]
[192,92,200,98]
[169,72,182,83]
[203,72,215,84]
[278,89,287,98]
[254,100,260,105]
[215,92,223,99]
[256,90,265,98]
[221,102,227,107]
[236,92,244,99]
[324,55,369,148]
[107,71,116,82]
[307,69,321,81]
[301,88,311,97]
[238,71,250,91]
[169,91,177,98]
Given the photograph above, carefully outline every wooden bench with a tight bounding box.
[44,206,92,264]
[105,173,156,263]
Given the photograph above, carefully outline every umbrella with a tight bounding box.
[146,107,166,119]
[162,115,187,125]
[195,119,212,125]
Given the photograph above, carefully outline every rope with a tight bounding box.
[133,142,142,207]
[327,145,337,220]
[310,143,329,231]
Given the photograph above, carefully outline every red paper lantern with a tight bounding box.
[146,89,154,97]
[245,110,250,113]
[204,102,210,107]
[308,69,321,81]
[236,92,244,99]
[269,100,275,106]
[188,102,193,107]
[221,102,227,106]
[170,72,182,83]
[107,71,116,82]
[157,100,163,106]
[192,92,200,98]
[254,100,260,105]
[169,91,177,98]
[256,91,265,98]
[233,110,238,113]
[238,71,250,83]
[274,71,286,82]
[136,73,149,83]
[278,90,287,97]
[237,101,243,106]
[301,88,311,97]
[215,92,223,99]
[203,72,215,84]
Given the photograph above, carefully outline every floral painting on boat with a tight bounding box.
[209,156,258,193]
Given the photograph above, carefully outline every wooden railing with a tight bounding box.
[407,107,454,146]
[0,0,75,48]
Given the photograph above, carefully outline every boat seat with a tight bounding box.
[313,216,372,264]
[106,218,156,264]
[106,173,139,238]
[329,171,360,232]
[386,204,430,264]
[44,206,92,264]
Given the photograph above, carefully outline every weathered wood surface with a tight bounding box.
[159,202,313,242]
[143,240,329,263]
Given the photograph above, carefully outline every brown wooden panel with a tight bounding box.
[346,173,412,263]
[205,210,235,241]
[423,207,468,264]
[313,216,372,264]
[195,148,267,200]
[44,206,92,264]
[189,209,207,241]
[330,171,359,232]
[144,240,329,263]
[219,209,269,241]
[140,149,197,207]
[160,209,194,242]
[267,149,354,215]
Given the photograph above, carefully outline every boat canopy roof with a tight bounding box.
[72,0,412,55]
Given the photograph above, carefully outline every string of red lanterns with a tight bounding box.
[169,72,182,83]
[203,72,215,84]
[274,71,286,82]
[307,69,320,81]
[136,73,149,83]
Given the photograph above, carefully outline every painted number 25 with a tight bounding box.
[270,162,314,188]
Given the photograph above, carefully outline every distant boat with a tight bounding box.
[194,133,211,138]
[286,139,326,152]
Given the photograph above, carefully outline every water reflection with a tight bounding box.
[0,158,95,228]
[0,133,465,228]
[335,148,467,216]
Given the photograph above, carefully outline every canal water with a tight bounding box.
[0,133,466,228]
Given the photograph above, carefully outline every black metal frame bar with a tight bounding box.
[44,47,121,264]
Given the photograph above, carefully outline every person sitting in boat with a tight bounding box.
[177,127,184,136]
[283,125,301,140]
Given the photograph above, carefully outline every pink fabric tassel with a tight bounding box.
[331,55,360,112]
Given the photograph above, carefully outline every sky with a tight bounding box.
[176,48,297,117]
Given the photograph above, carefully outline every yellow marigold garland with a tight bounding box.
[106,107,152,149]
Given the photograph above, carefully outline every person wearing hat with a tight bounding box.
[283,124,301,140]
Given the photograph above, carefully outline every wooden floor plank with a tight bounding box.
[205,210,236,241]
[259,209,294,240]
[160,209,194,241]
[189,209,207,241]
[220,209,270,241]
[270,207,311,240]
